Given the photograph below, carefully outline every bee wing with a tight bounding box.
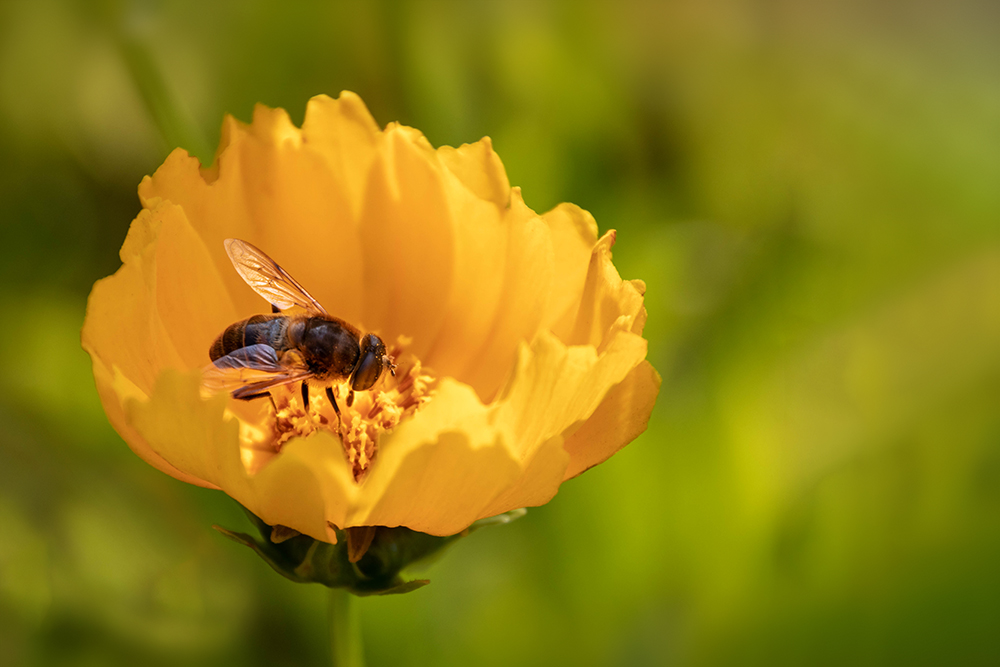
[224,238,329,315]
[202,344,312,398]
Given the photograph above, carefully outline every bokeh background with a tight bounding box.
[2,0,1000,665]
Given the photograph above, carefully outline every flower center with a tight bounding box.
[265,337,433,481]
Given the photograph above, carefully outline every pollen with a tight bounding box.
[264,337,434,481]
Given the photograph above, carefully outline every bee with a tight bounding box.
[203,238,396,418]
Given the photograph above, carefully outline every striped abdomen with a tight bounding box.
[209,314,290,361]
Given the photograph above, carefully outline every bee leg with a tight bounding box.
[325,386,342,428]
[236,390,281,416]
[346,389,355,408]
[236,390,271,401]
[301,382,311,412]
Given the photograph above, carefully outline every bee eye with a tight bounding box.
[351,336,384,391]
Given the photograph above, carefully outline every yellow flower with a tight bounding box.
[82,92,660,543]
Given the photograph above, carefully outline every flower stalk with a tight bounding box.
[330,588,365,667]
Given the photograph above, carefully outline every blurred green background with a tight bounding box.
[2,0,1000,665]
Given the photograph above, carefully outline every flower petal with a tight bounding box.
[539,202,600,336]
[89,356,214,488]
[83,199,238,374]
[437,137,511,209]
[153,210,241,368]
[248,430,356,541]
[139,94,383,324]
[562,359,661,479]
[349,329,649,533]
[356,123,457,353]
[477,434,570,519]
[302,92,393,221]
[480,329,648,511]
[125,369,244,488]
[83,201,238,487]
[125,368,357,542]
[415,139,516,389]
[419,182,556,401]
[357,380,523,535]
[83,210,184,394]
[445,190,555,401]
[557,230,647,348]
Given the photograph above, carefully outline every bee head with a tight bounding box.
[351,333,396,391]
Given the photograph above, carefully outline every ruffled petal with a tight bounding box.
[477,434,570,516]
[139,94,382,324]
[339,329,647,533]
[300,92,382,223]
[152,207,241,367]
[83,209,184,393]
[89,356,214,488]
[83,200,238,376]
[416,140,515,389]
[83,201,238,487]
[125,369,244,488]
[539,203,600,337]
[447,190,554,401]
[418,179,555,401]
[437,137,511,208]
[247,430,356,542]
[125,369,356,542]
[562,360,661,479]
[558,230,647,348]
[357,379,522,534]
[481,329,648,510]
[356,124,456,351]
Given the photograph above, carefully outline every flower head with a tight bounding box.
[82,92,660,543]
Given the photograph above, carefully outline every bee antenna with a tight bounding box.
[384,354,397,377]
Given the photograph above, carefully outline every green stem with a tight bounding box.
[329,588,365,667]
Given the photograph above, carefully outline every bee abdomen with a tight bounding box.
[209,314,287,361]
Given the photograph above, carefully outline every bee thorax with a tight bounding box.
[300,318,361,379]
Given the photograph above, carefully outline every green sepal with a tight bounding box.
[214,507,526,596]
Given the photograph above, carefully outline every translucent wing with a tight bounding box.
[202,344,312,399]
[224,238,328,315]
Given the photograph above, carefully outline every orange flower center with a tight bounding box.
[265,337,434,481]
